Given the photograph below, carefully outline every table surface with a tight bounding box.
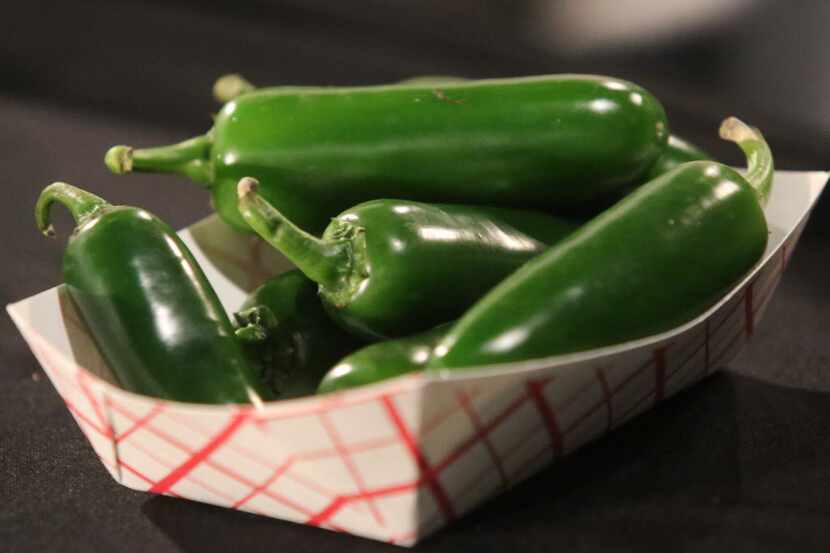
[2,2,830,552]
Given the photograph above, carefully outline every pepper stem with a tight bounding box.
[104,134,213,185]
[237,177,349,288]
[35,182,110,237]
[213,74,257,102]
[233,306,278,343]
[719,117,774,207]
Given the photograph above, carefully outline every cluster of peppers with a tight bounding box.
[38,74,774,404]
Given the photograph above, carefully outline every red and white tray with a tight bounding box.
[8,170,827,546]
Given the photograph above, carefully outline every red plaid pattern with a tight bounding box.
[7,172,824,546]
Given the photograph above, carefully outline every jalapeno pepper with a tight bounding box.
[106,74,668,234]
[35,183,270,404]
[237,177,579,339]
[210,72,701,218]
[430,117,773,370]
[318,324,449,394]
[233,270,367,398]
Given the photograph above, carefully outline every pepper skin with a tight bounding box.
[645,134,711,180]
[234,270,367,398]
[429,117,773,370]
[35,183,270,404]
[237,178,579,339]
[318,324,450,394]
[106,74,668,234]
[589,134,713,214]
[399,75,706,189]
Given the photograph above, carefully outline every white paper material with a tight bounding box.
[8,171,827,546]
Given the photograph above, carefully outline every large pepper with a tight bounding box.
[234,270,367,398]
[318,324,449,395]
[35,183,270,404]
[237,178,579,339]
[105,74,668,234]
[211,72,703,182]
[430,117,773,369]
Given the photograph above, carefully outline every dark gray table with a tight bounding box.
[3,2,830,551]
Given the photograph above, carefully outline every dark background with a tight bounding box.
[2,1,829,551]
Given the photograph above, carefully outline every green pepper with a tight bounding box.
[233,270,367,398]
[430,117,773,369]
[236,177,578,339]
[106,74,668,234]
[35,183,270,404]
[318,324,449,394]
[206,72,698,230]
[402,75,708,190]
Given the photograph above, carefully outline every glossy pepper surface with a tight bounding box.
[237,178,579,339]
[318,324,449,395]
[106,74,668,234]
[211,72,701,211]
[35,183,269,404]
[234,270,367,398]
[430,117,773,370]
[589,134,713,213]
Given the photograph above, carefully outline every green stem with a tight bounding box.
[236,177,350,288]
[104,134,213,185]
[233,306,278,343]
[719,117,774,207]
[213,74,257,102]
[35,182,109,237]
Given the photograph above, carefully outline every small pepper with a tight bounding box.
[35,183,269,404]
[106,74,668,234]
[318,324,450,394]
[237,177,579,339]
[430,117,773,369]
[234,270,367,398]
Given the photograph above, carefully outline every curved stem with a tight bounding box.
[105,134,213,185]
[213,74,257,103]
[35,182,109,237]
[236,177,349,288]
[719,117,774,207]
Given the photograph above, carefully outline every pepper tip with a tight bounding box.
[718,117,755,144]
[237,177,260,200]
[104,145,134,175]
[213,73,255,103]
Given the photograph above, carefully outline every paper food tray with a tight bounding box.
[8,170,827,546]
